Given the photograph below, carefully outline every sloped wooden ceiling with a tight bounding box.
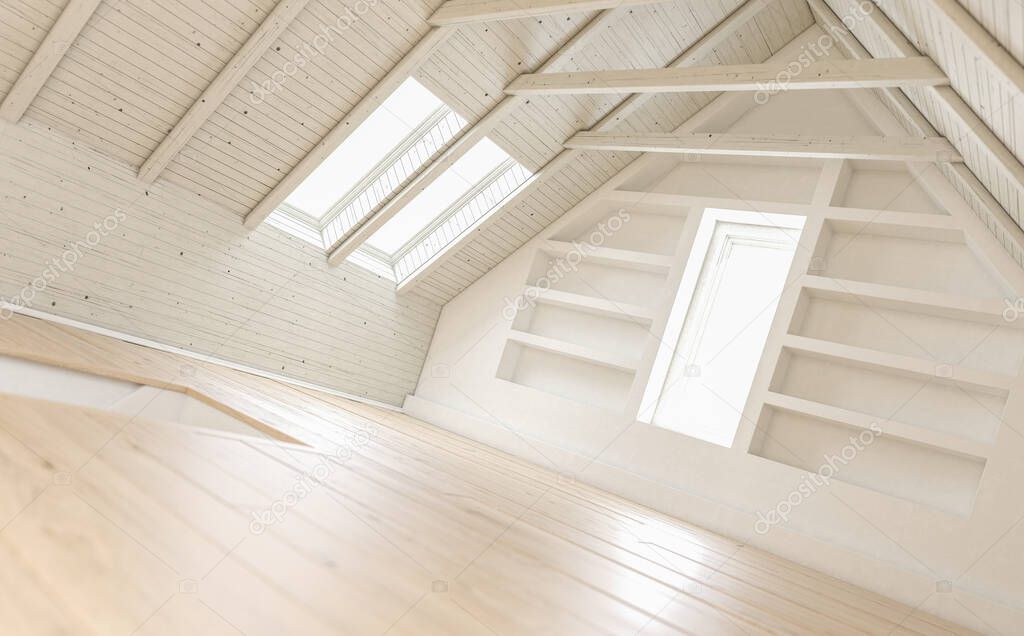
[0,0,1021,308]
[0,0,760,213]
[0,0,814,290]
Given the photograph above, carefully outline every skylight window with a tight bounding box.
[366,138,519,254]
[639,209,803,447]
[283,78,450,220]
[265,78,531,283]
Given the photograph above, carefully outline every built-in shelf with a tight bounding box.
[506,329,639,373]
[499,195,688,412]
[524,286,655,324]
[752,402,986,516]
[822,212,962,243]
[540,240,675,274]
[799,275,1015,327]
[603,191,959,238]
[763,391,992,460]
[814,218,1006,299]
[781,334,1014,396]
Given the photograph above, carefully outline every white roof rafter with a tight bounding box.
[917,0,1024,97]
[137,0,313,184]
[0,0,102,123]
[505,56,948,95]
[565,132,962,162]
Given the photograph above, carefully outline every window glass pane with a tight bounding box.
[283,78,445,219]
[365,138,520,253]
[647,211,803,447]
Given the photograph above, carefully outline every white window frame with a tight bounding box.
[268,139,532,282]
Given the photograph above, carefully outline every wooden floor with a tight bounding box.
[0,313,978,635]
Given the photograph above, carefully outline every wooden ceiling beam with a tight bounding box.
[0,0,101,123]
[244,26,455,229]
[137,0,312,184]
[395,0,772,293]
[428,0,664,26]
[325,7,621,266]
[505,56,948,95]
[565,132,962,162]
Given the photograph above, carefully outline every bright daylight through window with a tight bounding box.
[367,138,517,253]
[639,209,804,448]
[283,78,448,221]
[267,77,532,280]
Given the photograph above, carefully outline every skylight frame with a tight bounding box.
[319,106,453,224]
[263,79,534,283]
[265,203,326,250]
[319,106,466,245]
[391,158,534,281]
[281,78,453,221]
[394,157,517,257]
[267,150,532,281]
[271,107,467,231]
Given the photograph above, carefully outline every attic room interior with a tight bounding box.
[1,0,1024,633]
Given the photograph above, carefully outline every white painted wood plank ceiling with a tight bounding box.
[1,0,1021,308]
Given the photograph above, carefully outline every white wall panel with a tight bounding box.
[0,120,441,405]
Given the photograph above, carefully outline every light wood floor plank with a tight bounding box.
[0,313,980,635]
